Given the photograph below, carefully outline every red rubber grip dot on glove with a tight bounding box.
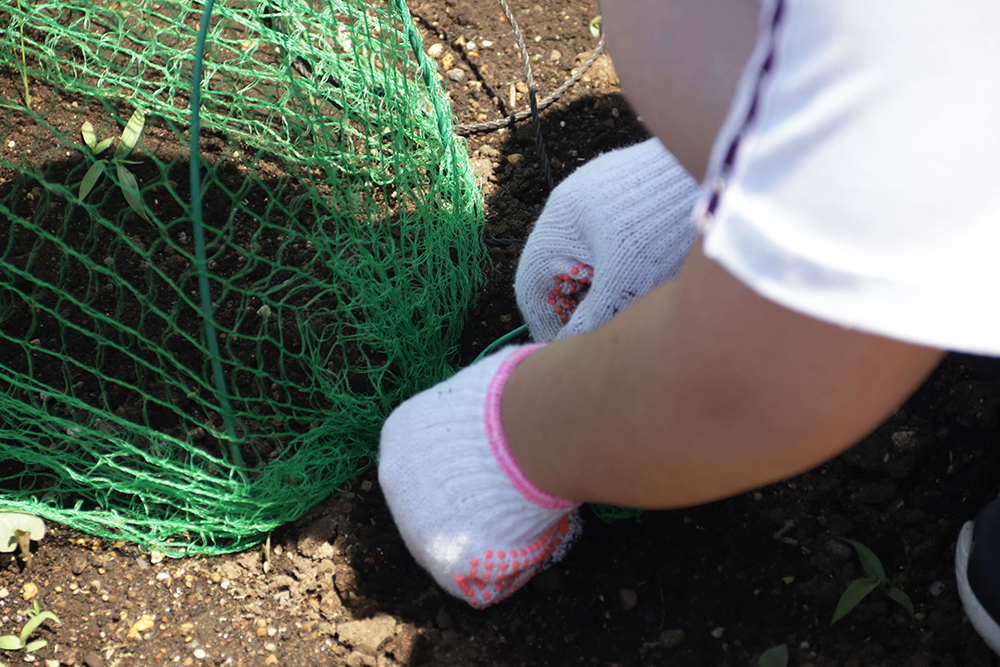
[453,514,576,609]
[547,261,593,322]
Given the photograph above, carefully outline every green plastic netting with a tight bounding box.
[0,0,486,554]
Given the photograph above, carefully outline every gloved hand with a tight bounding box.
[378,344,581,608]
[515,138,699,342]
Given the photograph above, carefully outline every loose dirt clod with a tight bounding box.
[337,615,397,655]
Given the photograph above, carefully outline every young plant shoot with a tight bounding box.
[79,107,151,222]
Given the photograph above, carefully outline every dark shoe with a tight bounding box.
[956,497,1000,654]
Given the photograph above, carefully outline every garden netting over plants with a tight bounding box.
[0,0,485,554]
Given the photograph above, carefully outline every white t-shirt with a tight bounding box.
[697,0,1000,356]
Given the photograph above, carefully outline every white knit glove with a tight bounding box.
[515,138,699,342]
[379,345,581,608]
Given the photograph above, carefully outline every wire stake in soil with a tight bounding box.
[190,0,243,473]
[495,0,552,190]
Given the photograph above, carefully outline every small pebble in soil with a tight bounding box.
[640,629,686,653]
[71,555,89,575]
[427,43,444,58]
[825,539,853,560]
[127,614,155,639]
[891,430,919,450]
[619,588,638,611]
[711,627,725,639]
[150,550,165,564]
[22,582,38,601]
[661,630,686,648]
[929,580,946,597]
[446,68,466,82]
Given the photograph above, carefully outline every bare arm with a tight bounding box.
[499,1,943,508]
[600,0,761,178]
[502,244,944,508]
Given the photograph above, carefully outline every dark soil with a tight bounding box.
[2,1,999,666]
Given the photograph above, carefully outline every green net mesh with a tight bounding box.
[0,0,485,555]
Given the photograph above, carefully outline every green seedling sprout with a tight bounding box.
[589,15,602,38]
[1,0,32,112]
[832,538,915,624]
[773,521,798,546]
[758,643,788,667]
[0,512,45,569]
[16,0,30,110]
[0,600,61,655]
[79,107,151,222]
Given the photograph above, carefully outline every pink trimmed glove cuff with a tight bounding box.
[379,344,581,608]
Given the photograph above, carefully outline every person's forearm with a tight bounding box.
[600,0,759,179]
[501,246,943,509]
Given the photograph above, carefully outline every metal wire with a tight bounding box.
[190,0,243,472]
[454,32,606,135]
[489,0,552,189]
[472,5,608,352]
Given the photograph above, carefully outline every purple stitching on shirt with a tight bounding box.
[706,0,786,217]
